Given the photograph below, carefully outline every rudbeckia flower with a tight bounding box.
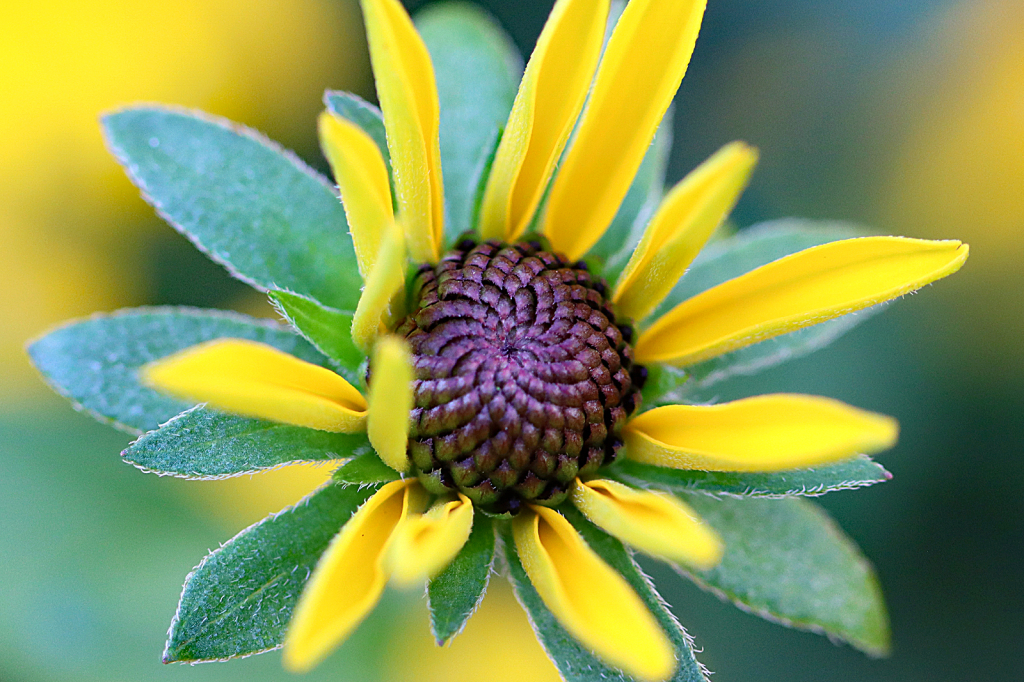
[28,0,968,681]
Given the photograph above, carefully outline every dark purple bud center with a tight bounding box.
[394,238,645,515]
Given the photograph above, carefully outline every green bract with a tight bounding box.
[26,4,900,681]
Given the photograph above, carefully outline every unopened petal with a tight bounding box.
[635,236,969,366]
[351,221,407,353]
[571,478,722,569]
[141,339,367,432]
[387,493,474,587]
[479,0,609,242]
[367,335,414,473]
[513,506,674,682]
[360,0,444,262]
[613,142,757,320]
[623,395,899,472]
[544,0,707,260]
[318,112,394,280]
[283,479,426,671]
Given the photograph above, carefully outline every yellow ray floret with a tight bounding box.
[141,339,367,432]
[623,394,899,472]
[544,0,707,260]
[571,478,722,570]
[318,112,394,280]
[513,506,674,682]
[387,493,474,587]
[479,0,609,242]
[613,142,758,320]
[283,479,427,672]
[359,0,443,262]
[635,237,969,366]
[367,335,414,473]
[352,220,407,353]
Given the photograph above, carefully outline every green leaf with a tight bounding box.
[646,220,880,388]
[164,482,376,662]
[681,495,890,656]
[416,2,523,241]
[503,509,707,682]
[591,107,675,275]
[610,455,892,498]
[428,514,495,644]
[27,307,328,434]
[332,451,401,485]
[123,405,371,478]
[103,106,361,309]
[323,90,392,180]
[468,126,502,234]
[640,363,689,408]
[269,289,364,385]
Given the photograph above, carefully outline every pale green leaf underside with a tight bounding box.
[428,514,495,644]
[680,495,890,656]
[612,455,891,498]
[27,307,328,434]
[416,1,522,242]
[164,482,376,662]
[269,289,364,385]
[103,106,361,309]
[504,509,707,682]
[123,405,371,478]
[332,451,401,485]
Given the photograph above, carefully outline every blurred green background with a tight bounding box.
[2,0,1020,680]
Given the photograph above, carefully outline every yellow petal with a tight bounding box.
[351,220,407,353]
[387,493,474,587]
[318,112,394,280]
[635,237,969,366]
[360,0,443,262]
[512,506,674,682]
[571,478,722,570]
[544,0,707,260]
[283,479,427,671]
[613,142,758,320]
[367,335,414,473]
[623,394,899,472]
[479,0,609,242]
[141,339,367,432]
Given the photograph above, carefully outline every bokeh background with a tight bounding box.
[2,0,1021,680]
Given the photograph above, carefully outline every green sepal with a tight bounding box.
[102,106,361,309]
[592,107,675,276]
[647,220,879,389]
[123,405,371,478]
[415,1,522,243]
[428,514,495,644]
[680,495,891,656]
[503,508,707,682]
[163,481,378,662]
[609,455,892,498]
[27,307,328,434]
[323,90,392,179]
[269,289,364,385]
[332,452,401,485]
[468,126,502,235]
[640,363,689,408]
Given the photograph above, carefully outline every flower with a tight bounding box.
[31,0,968,680]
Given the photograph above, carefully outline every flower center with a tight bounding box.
[395,237,646,515]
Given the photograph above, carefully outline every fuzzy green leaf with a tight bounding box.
[323,90,392,180]
[269,289,364,384]
[332,452,401,485]
[416,2,523,241]
[123,405,370,478]
[27,307,327,434]
[164,482,376,662]
[503,508,707,682]
[428,514,495,645]
[681,495,890,656]
[611,455,891,498]
[103,106,361,309]
[647,220,880,388]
